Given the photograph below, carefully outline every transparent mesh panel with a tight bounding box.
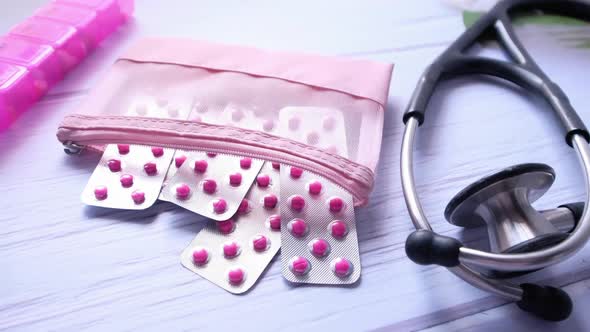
[79,60,383,170]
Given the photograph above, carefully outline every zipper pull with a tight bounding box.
[63,141,85,155]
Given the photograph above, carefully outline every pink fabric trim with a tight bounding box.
[57,114,375,206]
[120,37,393,111]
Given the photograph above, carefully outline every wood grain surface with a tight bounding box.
[1,1,589,331]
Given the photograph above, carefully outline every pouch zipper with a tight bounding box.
[57,115,374,206]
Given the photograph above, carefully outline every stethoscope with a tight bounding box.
[401,0,590,322]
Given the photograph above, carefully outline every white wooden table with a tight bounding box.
[1,1,590,331]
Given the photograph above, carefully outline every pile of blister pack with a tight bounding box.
[81,104,361,293]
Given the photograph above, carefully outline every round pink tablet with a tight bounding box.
[94,186,108,200]
[267,215,281,231]
[192,247,209,266]
[237,199,250,214]
[175,183,191,200]
[240,157,252,169]
[289,256,310,276]
[202,178,217,194]
[306,131,320,145]
[289,195,305,211]
[175,155,187,168]
[252,235,270,252]
[194,159,208,173]
[331,257,353,277]
[308,238,331,257]
[131,190,145,204]
[290,167,303,179]
[287,218,308,238]
[120,174,134,188]
[307,180,322,195]
[144,162,157,176]
[328,220,348,239]
[151,147,164,157]
[256,174,271,187]
[328,197,345,213]
[262,119,274,131]
[323,116,336,131]
[217,219,235,235]
[229,172,242,186]
[263,194,278,209]
[206,152,217,158]
[212,198,227,214]
[227,267,245,285]
[272,162,280,170]
[223,241,240,258]
[107,159,121,172]
[288,116,300,130]
[117,144,130,155]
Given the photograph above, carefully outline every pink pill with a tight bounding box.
[240,157,252,169]
[262,119,274,132]
[175,155,187,168]
[267,215,281,231]
[217,219,235,235]
[252,235,270,252]
[328,197,345,213]
[328,220,348,239]
[287,218,308,238]
[288,116,300,130]
[289,195,306,211]
[290,167,303,179]
[144,162,157,175]
[323,116,336,131]
[272,162,280,170]
[306,131,320,145]
[94,186,108,200]
[308,238,331,257]
[117,144,130,155]
[206,152,217,158]
[212,198,227,214]
[120,174,134,188]
[227,267,245,285]
[107,159,121,172]
[307,180,322,195]
[289,256,310,276]
[192,247,209,266]
[176,183,191,200]
[331,257,353,277]
[194,159,208,173]
[263,194,278,209]
[256,174,271,187]
[151,147,164,157]
[223,241,240,258]
[229,172,242,186]
[202,178,217,194]
[131,190,145,204]
[238,199,250,214]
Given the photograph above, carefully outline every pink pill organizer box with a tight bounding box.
[0,0,134,129]
[56,38,394,292]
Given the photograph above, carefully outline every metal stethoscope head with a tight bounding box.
[400,0,590,322]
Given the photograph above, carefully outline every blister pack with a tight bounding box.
[278,107,361,284]
[180,162,281,293]
[160,151,264,220]
[81,144,174,209]
[82,95,194,209]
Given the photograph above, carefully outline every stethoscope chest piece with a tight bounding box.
[444,163,568,256]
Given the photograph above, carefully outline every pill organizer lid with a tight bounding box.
[0,63,27,91]
[0,37,55,66]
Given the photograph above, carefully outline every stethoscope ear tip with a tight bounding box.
[517,283,573,322]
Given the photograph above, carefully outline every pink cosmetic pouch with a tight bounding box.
[56,38,393,206]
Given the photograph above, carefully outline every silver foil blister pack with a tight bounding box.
[180,162,281,293]
[160,151,264,220]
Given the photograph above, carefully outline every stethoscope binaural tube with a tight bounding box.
[400,0,590,322]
